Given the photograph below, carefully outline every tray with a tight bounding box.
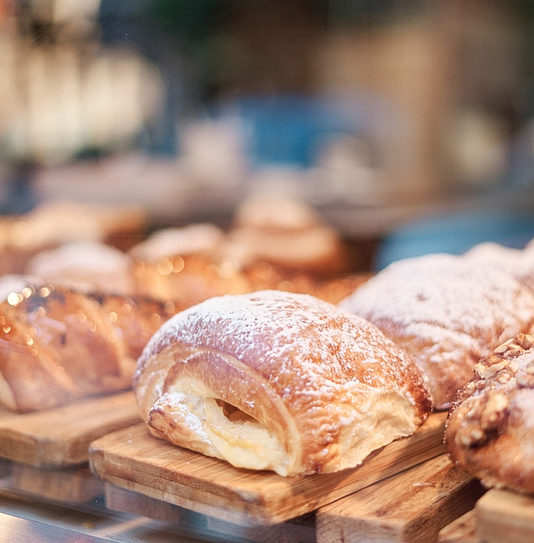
[9,462,103,504]
[475,488,534,543]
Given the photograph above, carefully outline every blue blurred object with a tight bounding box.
[375,209,534,270]
[218,95,386,167]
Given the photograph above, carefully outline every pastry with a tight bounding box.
[223,193,350,276]
[445,333,534,494]
[339,253,534,409]
[0,201,146,275]
[134,290,431,476]
[129,224,249,308]
[0,284,175,412]
[25,241,135,296]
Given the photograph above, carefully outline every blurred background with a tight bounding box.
[3,0,534,270]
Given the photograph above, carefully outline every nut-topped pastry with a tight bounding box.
[445,333,534,494]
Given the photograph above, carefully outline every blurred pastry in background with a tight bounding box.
[223,193,350,277]
[221,193,358,303]
[25,241,135,296]
[0,200,147,275]
[0,274,42,302]
[129,223,224,263]
[0,283,175,413]
[129,223,249,308]
[128,200,364,307]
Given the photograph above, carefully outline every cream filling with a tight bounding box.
[164,378,291,475]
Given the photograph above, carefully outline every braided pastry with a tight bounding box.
[0,284,175,412]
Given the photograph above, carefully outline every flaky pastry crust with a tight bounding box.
[0,284,174,412]
[134,290,431,476]
[340,253,534,409]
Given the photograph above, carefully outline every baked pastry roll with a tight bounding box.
[339,253,534,409]
[445,333,534,494]
[222,193,350,277]
[0,284,174,412]
[134,290,431,477]
[26,241,135,296]
[129,224,249,309]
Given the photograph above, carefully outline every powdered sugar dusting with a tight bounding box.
[463,242,534,292]
[140,290,427,405]
[341,254,534,342]
[340,253,534,406]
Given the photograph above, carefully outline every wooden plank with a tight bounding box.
[89,412,447,526]
[9,462,104,503]
[315,454,485,543]
[105,483,316,543]
[206,513,316,543]
[437,510,478,543]
[105,483,186,523]
[476,489,534,543]
[0,458,11,479]
[0,392,141,466]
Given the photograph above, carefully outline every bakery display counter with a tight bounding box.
[0,199,533,542]
[1,449,533,542]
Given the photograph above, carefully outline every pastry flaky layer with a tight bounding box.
[339,253,534,409]
[445,333,534,495]
[0,284,175,412]
[134,290,432,477]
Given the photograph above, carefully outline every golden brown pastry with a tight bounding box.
[129,224,250,308]
[25,241,135,296]
[339,253,534,409]
[445,333,534,494]
[0,201,146,276]
[222,193,350,277]
[134,290,431,477]
[0,284,175,412]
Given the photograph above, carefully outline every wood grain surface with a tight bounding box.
[105,483,316,543]
[315,454,485,543]
[10,462,104,503]
[476,488,534,543]
[0,392,141,466]
[437,510,478,543]
[89,412,447,526]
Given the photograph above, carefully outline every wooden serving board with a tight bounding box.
[9,462,103,503]
[89,411,447,526]
[315,454,485,543]
[105,483,316,543]
[0,458,11,479]
[437,510,478,543]
[475,488,534,543]
[0,392,141,467]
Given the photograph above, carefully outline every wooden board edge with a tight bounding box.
[89,412,447,526]
[0,392,141,467]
